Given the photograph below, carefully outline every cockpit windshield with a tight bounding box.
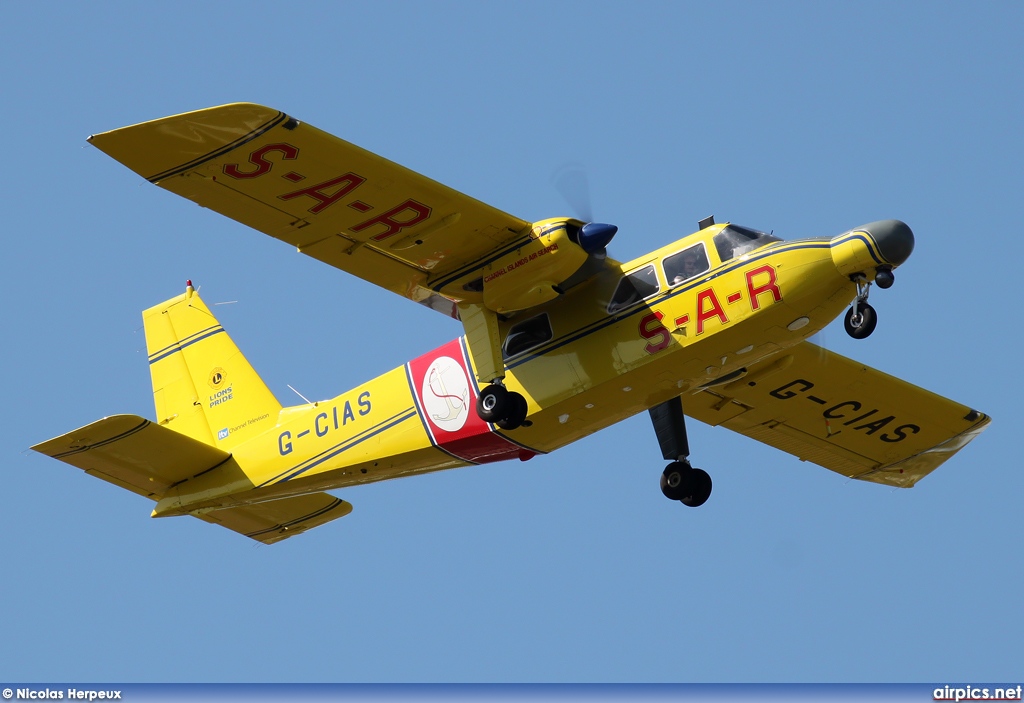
[713,225,782,263]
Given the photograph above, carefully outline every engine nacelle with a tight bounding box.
[482,218,590,313]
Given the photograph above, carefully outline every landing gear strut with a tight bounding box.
[476,382,529,430]
[844,275,878,339]
[844,265,899,339]
[649,397,712,507]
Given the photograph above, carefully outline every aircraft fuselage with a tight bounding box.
[152,224,867,517]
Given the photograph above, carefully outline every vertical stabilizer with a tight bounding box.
[143,283,282,450]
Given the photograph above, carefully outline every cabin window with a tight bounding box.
[713,224,782,262]
[503,313,553,359]
[663,243,711,286]
[608,265,660,314]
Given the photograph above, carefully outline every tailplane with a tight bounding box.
[143,282,281,449]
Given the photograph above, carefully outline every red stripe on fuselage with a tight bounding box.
[407,338,534,464]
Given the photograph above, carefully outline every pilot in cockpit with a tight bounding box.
[673,248,705,284]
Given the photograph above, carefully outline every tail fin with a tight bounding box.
[143,283,281,450]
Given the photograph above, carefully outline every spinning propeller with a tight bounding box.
[553,164,618,257]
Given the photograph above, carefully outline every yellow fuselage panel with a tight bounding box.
[156,367,431,514]
[501,237,848,449]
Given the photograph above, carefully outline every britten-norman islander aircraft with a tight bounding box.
[33,104,990,544]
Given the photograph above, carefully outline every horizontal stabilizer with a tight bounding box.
[31,414,232,500]
[196,493,352,544]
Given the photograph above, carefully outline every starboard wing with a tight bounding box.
[683,341,990,487]
[88,103,532,318]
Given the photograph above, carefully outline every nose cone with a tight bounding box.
[577,222,618,254]
[856,219,915,267]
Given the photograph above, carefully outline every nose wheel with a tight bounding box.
[843,270,890,339]
[844,301,877,339]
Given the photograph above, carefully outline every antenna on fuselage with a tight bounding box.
[698,215,715,230]
[287,384,314,405]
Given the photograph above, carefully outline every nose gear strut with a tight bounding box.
[844,274,878,339]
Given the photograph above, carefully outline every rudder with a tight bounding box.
[143,283,281,449]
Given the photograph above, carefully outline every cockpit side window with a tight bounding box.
[663,243,711,287]
[608,264,660,313]
[503,313,553,359]
[713,224,782,263]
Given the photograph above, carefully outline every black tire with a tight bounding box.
[679,468,712,508]
[496,392,528,430]
[476,384,509,423]
[844,302,877,339]
[660,461,689,501]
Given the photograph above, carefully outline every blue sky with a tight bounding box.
[2,1,1021,683]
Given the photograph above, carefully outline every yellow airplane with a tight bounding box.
[33,104,990,544]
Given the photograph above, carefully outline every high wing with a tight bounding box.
[32,415,352,543]
[88,103,532,318]
[684,341,990,487]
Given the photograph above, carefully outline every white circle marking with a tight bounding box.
[421,356,471,433]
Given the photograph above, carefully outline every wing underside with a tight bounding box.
[88,103,532,317]
[683,342,989,487]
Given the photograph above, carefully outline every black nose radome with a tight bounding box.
[856,219,915,267]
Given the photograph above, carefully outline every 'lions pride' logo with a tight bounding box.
[421,356,470,432]
[208,368,227,389]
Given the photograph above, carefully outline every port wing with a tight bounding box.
[684,342,990,487]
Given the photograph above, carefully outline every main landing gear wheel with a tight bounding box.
[496,392,528,430]
[660,461,688,500]
[477,383,529,429]
[844,302,877,339]
[660,462,712,507]
[680,468,712,507]
[650,397,712,506]
[476,384,508,423]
